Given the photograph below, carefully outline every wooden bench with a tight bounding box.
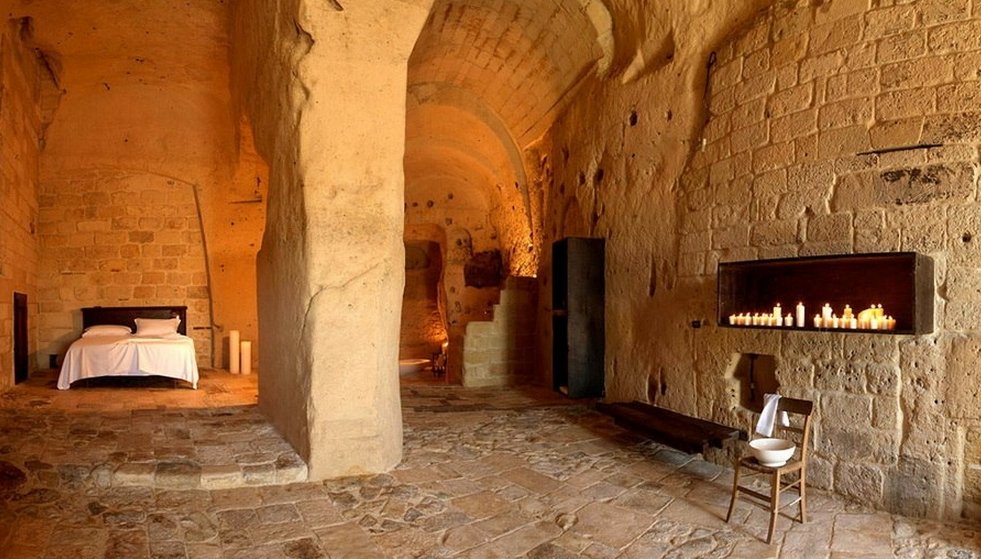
[596,401,744,454]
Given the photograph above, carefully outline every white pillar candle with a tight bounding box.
[832,315,839,328]
[814,314,822,328]
[229,330,240,374]
[773,304,782,321]
[729,314,736,325]
[796,302,806,328]
[822,303,833,323]
[870,317,879,330]
[784,314,793,327]
[850,317,858,329]
[241,340,252,375]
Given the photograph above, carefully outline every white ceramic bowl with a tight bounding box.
[749,438,796,467]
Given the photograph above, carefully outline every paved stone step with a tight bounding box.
[1,403,308,491]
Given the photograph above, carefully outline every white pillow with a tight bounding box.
[134,317,181,337]
[81,324,132,338]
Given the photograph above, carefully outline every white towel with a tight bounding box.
[755,393,790,437]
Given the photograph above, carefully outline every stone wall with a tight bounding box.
[0,17,41,390]
[37,172,211,363]
[400,239,445,359]
[676,0,980,521]
[20,1,267,369]
[538,0,977,521]
[403,188,503,379]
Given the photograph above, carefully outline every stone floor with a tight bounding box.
[0,371,977,558]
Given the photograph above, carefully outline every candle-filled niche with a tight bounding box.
[717,252,934,335]
[728,303,897,330]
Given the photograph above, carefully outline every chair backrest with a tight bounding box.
[774,396,814,463]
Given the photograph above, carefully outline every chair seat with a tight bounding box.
[738,456,804,474]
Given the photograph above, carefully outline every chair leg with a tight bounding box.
[799,471,807,523]
[726,461,741,523]
[767,471,781,544]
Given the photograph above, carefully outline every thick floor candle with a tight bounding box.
[241,341,252,375]
[229,330,240,374]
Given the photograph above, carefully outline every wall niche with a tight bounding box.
[718,252,934,335]
[731,353,778,413]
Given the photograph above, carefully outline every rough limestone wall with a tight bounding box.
[0,18,40,389]
[196,117,268,371]
[400,239,444,359]
[538,0,774,402]
[232,0,433,478]
[25,0,263,367]
[673,0,981,522]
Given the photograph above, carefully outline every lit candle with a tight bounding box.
[729,314,736,325]
[773,303,782,321]
[850,317,858,329]
[822,303,832,323]
[753,313,761,326]
[870,316,880,330]
[843,305,853,320]
[796,302,806,327]
[832,315,839,329]
[887,316,896,330]
[229,330,240,374]
[814,314,822,328]
[784,314,793,327]
[240,340,252,375]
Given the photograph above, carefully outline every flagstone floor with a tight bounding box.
[0,370,977,558]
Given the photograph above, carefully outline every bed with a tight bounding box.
[57,305,199,390]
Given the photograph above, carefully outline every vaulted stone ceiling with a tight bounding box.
[405,0,612,275]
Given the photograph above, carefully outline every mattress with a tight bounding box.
[57,334,199,390]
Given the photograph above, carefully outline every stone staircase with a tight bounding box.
[461,276,538,387]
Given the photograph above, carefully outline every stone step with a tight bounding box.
[4,404,309,491]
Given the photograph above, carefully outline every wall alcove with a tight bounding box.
[717,252,934,335]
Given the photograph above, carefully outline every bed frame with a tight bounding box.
[81,306,188,335]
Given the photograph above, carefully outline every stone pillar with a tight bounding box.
[239,0,433,479]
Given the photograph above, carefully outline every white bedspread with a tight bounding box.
[58,334,199,390]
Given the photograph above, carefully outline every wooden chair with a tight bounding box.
[725,396,813,544]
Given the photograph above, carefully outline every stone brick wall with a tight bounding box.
[678,0,981,520]
[0,20,41,389]
[20,0,267,370]
[37,172,211,364]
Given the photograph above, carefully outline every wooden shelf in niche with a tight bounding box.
[717,252,934,335]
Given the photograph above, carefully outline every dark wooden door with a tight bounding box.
[14,292,28,383]
[552,238,605,398]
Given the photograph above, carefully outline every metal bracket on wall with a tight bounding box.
[855,143,943,156]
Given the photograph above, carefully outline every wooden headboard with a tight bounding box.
[81,306,188,336]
